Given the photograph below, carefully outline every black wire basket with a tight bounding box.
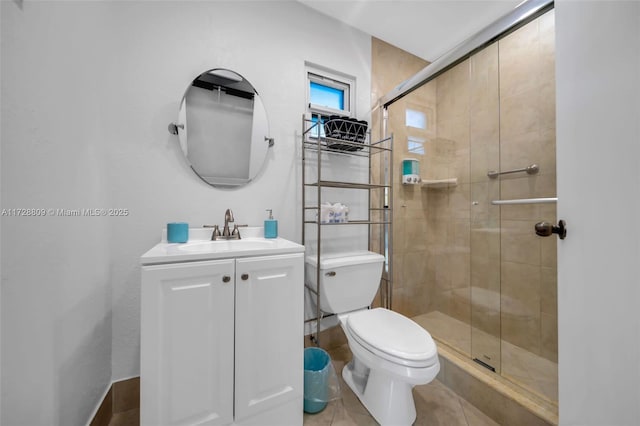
[323,116,368,151]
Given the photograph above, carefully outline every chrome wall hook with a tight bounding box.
[265,136,275,147]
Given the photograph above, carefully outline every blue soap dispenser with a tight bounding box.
[264,209,278,239]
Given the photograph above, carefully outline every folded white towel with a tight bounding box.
[318,202,349,223]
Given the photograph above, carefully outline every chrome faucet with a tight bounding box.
[222,209,234,237]
[208,209,241,241]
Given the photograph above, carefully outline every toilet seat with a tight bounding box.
[346,308,438,368]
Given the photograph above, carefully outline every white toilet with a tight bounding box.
[305,251,440,426]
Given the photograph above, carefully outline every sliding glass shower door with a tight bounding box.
[384,9,558,404]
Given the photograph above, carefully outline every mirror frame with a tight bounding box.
[170,68,272,188]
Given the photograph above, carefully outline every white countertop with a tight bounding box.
[140,227,304,265]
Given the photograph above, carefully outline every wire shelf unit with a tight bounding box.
[302,115,393,345]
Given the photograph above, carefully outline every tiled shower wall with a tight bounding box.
[498,11,557,363]
[372,10,557,367]
[370,38,432,318]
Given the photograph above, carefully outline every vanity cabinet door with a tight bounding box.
[234,253,304,422]
[141,259,235,426]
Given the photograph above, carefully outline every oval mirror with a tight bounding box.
[171,69,272,187]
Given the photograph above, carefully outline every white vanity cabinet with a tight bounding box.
[141,245,304,426]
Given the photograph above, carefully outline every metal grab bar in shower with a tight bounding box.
[491,197,557,205]
[487,164,539,179]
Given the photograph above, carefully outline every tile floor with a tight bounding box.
[109,344,500,426]
[304,344,499,426]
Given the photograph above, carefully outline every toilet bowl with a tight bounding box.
[305,251,440,425]
[339,308,439,425]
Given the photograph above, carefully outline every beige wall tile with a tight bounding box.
[540,266,557,315]
[470,43,499,107]
[402,250,430,287]
[499,18,541,98]
[471,253,501,292]
[502,314,541,356]
[501,261,541,354]
[450,217,471,250]
[469,42,500,184]
[501,219,542,265]
[436,60,470,120]
[540,233,557,268]
[393,286,427,318]
[470,181,500,229]
[426,189,450,219]
[471,286,501,337]
[538,200,557,222]
[392,252,405,289]
[540,312,558,363]
[450,287,471,325]
[501,261,541,316]
[539,82,557,132]
[538,10,556,83]
[431,251,453,292]
[449,185,471,220]
[500,130,554,178]
[450,252,471,289]
[371,37,428,98]
[500,88,541,140]
[427,216,450,247]
[470,110,500,183]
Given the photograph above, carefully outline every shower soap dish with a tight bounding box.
[421,178,458,189]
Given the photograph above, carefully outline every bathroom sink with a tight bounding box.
[140,227,304,265]
[177,238,276,253]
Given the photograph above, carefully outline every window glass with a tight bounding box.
[406,108,427,129]
[408,136,426,155]
[305,64,355,138]
[310,82,345,110]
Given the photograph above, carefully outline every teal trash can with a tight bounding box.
[303,347,330,413]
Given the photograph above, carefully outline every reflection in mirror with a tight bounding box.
[173,69,271,187]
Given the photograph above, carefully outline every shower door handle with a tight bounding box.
[535,220,567,239]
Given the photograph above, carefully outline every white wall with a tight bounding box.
[104,0,371,381]
[556,1,640,424]
[1,3,114,425]
[1,1,371,423]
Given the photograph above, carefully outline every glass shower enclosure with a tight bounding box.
[383,7,558,405]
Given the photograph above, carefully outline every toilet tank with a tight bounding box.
[305,251,385,314]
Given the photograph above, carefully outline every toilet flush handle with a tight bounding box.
[325,271,336,277]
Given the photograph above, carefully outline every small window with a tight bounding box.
[306,64,355,138]
[310,80,345,111]
[406,108,427,130]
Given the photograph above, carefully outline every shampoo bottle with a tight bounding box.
[264,209,278,239]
